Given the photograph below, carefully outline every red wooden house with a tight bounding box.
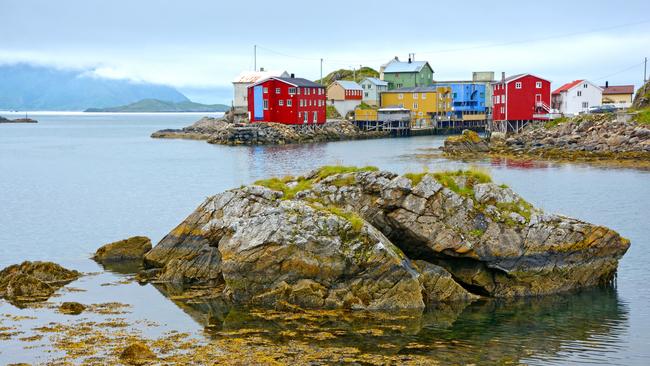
[492,74,551,121]
[247,75,326,125]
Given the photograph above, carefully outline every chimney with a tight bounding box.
[408,57,412,64]
[501,72,505,82]
[260,67,265,72]
[605,81,609,88]
[290,73,295,79]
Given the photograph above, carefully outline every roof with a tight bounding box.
[493,73,551,85]
[552,80,584,95]
[383,60,432,74]
[361,77,388,86]
[251,77,324,88]
[233,70,288,83]
[334,80,363,91]
[600,85,634,95]
[383,86,448,93]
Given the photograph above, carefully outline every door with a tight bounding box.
[253,86,264,120]
[303,111,308,124]
[313,111,318,123]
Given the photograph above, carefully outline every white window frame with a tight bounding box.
[413,93,419,99]
[263,99,268,110]
[263,87,268,94]
[413,102,418,109]
[279,100,284,106]
[535,81,542,89]
[313,111,318,123]
[577,91,582,97]
[398,93,403,100]
[287,99,292,107]
[288,87,297,95]
[422,93,427,99]
[515,82,522,89]
[275,88,281,94]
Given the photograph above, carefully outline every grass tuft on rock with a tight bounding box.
[544,116,570,129]
[633,107,650,125]
[404,172,428,186]
[433,169,492,197]
[313,165,379,181]
[254,176,313,200]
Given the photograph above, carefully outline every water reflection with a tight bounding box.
[153,283,628,365]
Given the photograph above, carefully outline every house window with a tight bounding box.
[287,99,292,107]
[536,82,542,88]
[577,91,582,97]
[289,88,297,95]
[583,83,588,88]
[413,103,418,109]
[279,100,284,106]
[305,88,310,96]
[413,93,418,99]
[364,92,369,97]
[515,82,522,89]
[398,93,403,100]
[503,96,506,103]
[263,87,268,93]
[422,93,426,99]
[263,99,269,110]
[313,111,318,122]
[275,88,281,94]
[501,107,504,113]
[582,102,589,108]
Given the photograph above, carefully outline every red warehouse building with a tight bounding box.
[492,74,551,122]
[248,76,326,125]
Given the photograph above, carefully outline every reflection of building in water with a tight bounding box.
[245,143,329,180]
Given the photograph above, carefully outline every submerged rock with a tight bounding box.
[0,261,80,304]
[119,342,157,365]
[93,236,152,264]
[142,167,630,309]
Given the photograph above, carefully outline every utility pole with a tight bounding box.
[644,57,647,83]
[254,45,257,71]
[320,58,323,84]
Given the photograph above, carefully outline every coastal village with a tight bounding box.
[231,54,640,136]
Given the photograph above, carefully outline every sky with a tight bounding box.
[1,0,649,104]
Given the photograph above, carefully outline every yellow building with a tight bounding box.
[380,86,452,126]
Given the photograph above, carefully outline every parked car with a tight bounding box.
[588,105,617,114]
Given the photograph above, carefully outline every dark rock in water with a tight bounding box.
[441,130,489,154]
[135,268,162,284]
[119,342,157,365]
[93,236,152,264]
[142,167,630,310]
[0,261,80,304]
[0,116,38,124]
[59,301,86,315]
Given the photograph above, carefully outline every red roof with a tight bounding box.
[552,80,584,95]
[600,85,634,95]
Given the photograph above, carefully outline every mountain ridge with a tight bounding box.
[85,98,229,112]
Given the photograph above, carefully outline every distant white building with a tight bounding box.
[359,77,388,106]
[552,80,602,116]
[232,69,289,111]
[326,80,364,117]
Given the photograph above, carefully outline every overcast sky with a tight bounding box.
[2,0,649,103]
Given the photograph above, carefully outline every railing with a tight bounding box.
[536,101,551,111]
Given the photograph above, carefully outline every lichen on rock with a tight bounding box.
[93,236,152,264]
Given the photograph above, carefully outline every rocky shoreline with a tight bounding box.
[0,116,37,124]
[442,114,650,164]
[152,116,388,145]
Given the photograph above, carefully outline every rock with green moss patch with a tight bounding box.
[0,261,80,305]
[441,130,489,154]
[119,342,157,365]
[93,236,152,264]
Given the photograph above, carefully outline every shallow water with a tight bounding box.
[1,113,649,364]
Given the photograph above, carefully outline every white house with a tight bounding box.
[359,77,388,106]
[552,80,602,116]
[326,80,363,117]
[232,69,289,111]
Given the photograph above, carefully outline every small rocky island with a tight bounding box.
[0,116,37,124]
[152,112,387,145]
[119,166,630,310]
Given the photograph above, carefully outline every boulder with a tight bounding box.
[142,167,630,309]
[93,236,152,264]
[0,261,80,304]
[441,130,490,154]
[119,342,157,365]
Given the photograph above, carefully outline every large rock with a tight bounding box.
[441,130,490,154]
[93,236,152,264]
[142,167,630,309]
[0,261,80,304]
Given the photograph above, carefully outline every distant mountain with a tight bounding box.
[0,63,189,111]
[316,67,379,86]
[85,99,230,113]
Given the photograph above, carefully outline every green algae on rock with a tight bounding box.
[93,236,152,264]
[140,167,629,310]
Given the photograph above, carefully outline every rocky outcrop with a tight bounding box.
[494,114,650,160]
[152,117,387,145]
[632,81,650,109]
[93,236,152,264]
[0,261,80,304]
[0,116,37,124]
[140,167,629,310]
[59,301,86,315]
[441,130,489,154]
[119,342,157,365]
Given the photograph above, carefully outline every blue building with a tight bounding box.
[434,82,487,119]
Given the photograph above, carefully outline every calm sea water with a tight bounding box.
[1,113,649,365]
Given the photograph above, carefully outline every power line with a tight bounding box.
[592,61,645,81]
